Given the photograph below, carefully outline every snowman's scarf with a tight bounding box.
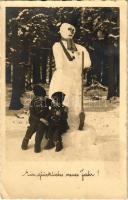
[60,39,77,61]
[67,39,77,51]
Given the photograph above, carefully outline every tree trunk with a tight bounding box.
[41,49,48,84]
[32,54,41,84]
[48,50,53,84]
[6,63,12,84]
[107,42,115,99]
[9,59,25,110]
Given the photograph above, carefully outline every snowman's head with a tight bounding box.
[59,23,76,40]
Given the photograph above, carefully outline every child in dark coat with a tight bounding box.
[21,85,51,153]
[44,92,69,152]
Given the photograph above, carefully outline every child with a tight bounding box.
[44,92,69,152]
[21,85,51,153]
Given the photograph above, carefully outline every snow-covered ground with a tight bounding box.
[6,85,120,162]
[3,86,125,199]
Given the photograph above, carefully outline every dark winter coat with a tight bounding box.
[45,104,69,141]
[29,96,51,123]
[49,105,69,132]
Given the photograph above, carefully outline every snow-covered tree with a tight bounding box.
[7,7,119,109]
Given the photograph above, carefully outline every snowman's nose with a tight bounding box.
[68,27,75,34]
[71,29,74,34]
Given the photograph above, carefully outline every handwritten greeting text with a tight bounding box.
[22,169,100,181]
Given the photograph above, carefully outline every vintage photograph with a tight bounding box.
[6,6,120,159]
[1,1,127,198]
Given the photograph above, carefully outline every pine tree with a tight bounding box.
[7,7,119,109]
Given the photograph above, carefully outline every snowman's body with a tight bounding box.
[49,23,91,127]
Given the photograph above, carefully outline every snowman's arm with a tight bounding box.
[83,48,91,69]
[52,43,63,69]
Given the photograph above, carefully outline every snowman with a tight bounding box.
[49,23,91,128]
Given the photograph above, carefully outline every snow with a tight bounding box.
[108,33,119,38]
[2,86,125,199]
[21,25,30,31]
[16,9,29,20]
[18,28,23,36]
[10,47,16,52]
[31,14,45,20]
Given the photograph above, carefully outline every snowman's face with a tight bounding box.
[60,23,76,39]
